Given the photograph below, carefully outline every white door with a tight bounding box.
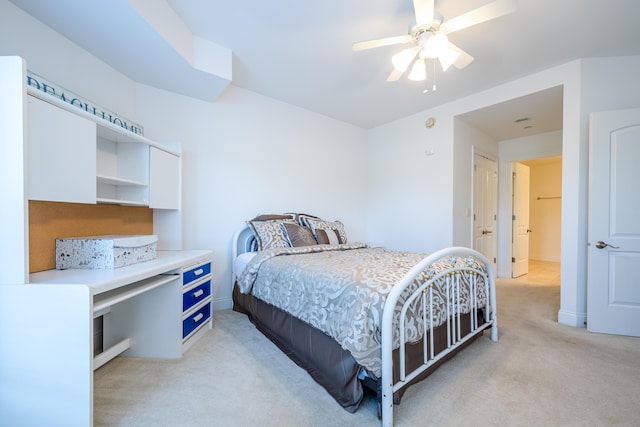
[588,108,640,337]
[473,153,497,271]
[512,162,530,277]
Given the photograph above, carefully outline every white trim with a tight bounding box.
[558,310,587,328]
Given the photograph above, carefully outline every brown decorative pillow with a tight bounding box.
[247,219,296,250]
[306,218,347,244]
[281,223,317,247]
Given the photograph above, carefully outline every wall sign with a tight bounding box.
[26,70,144,136]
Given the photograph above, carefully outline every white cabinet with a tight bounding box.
[26,92,181,208]
[27,95,96,203]
[149,146,180,209]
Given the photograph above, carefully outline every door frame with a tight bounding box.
[471,148,498,271]
[497,150,561,278]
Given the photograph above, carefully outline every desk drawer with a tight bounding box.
[183,280,211,312]
[183,262,211,286]
[183,303,211,339]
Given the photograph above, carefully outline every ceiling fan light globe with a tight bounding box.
[438,48,460,71]
[408,60,427,81]
[392,47,419,72]
[424,32,448,59]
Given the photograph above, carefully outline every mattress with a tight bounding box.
[234,251,256,279]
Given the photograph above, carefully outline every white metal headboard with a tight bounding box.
[231,224,257,289]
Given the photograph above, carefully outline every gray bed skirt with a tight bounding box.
[232,285,486,414]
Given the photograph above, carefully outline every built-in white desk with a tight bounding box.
[0,250,213,427]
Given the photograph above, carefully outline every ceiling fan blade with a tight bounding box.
[352,35,412,51]
[386,68,405,82]
[447,42,474,69]
[440,0,516,34]
[413,0,435,26]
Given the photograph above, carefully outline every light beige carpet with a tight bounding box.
[94,262,640,426]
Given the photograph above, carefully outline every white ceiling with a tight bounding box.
[9,0,640,138]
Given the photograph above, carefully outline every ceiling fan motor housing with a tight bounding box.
[409,13,442,41]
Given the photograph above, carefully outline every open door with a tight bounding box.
[512,162,530,278]
[588,108,640,337]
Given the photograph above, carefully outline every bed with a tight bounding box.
[231,214,498,426]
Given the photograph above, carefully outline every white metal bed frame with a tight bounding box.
[232,225,498,426]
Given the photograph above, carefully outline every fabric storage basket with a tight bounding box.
[56,235,158,270]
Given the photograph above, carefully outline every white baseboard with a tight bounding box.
[558,309,587,328]
[529,257,561,263]
[212,296,233,311]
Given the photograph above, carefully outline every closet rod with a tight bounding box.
[537,196,561,200]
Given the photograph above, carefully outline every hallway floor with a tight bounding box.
[511,259,560,286]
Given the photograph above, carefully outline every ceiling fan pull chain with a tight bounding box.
[432,59,437,91]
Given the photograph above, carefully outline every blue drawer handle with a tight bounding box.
[193,268,204,276]
[193,313,204,322]
[193,289,204,298]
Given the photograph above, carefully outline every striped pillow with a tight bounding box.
[247,219,296,250]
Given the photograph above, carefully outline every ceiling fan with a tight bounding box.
[353,0,517,83]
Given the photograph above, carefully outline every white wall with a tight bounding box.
[367,66,575,259]
[366,111,455,253]
[367,64,581,325]
[368,56,640,328]
[452,119,498,247]
[0,0,136,120]
[135,84,368,308]
[0,1,368,310]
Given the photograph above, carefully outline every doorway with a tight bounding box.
[473,151,497,272]
[511,156,562,278]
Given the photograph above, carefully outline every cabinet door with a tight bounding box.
[28,96,96,203]
[149,147,180,209]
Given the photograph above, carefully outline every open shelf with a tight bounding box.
[97,174,147,187]
[93,338,130,370]
[96,197,148,206]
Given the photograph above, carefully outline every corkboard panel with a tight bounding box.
[29,201,153,273]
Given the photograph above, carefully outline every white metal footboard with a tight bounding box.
[380,247,498,426]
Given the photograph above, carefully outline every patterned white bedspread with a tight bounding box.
[237,244,487,377]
